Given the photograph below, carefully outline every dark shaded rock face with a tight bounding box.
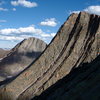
[0,37,47,82]
[0,12,100,100]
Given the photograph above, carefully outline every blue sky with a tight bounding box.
[0,0,100,48]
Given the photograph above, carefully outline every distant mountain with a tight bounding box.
[0,12,100,100]
[0,37,47,82]
[0,48,10,59]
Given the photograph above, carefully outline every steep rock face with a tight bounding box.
[0,37,47,82]
[33,55,100,100]
[0,12,100,100]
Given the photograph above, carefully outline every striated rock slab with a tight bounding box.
[0,37,47,82]
[0,12,100,100]
[33,55,100,100]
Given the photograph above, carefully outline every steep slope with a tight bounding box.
[0,12,100,100]
[33,55,100,100]
[0,37,47,82]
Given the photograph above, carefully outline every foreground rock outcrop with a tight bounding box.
[0,37,47,82]
[33,55,100,100]
[0,12,100,100]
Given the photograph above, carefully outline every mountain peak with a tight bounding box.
[0,37,47,82]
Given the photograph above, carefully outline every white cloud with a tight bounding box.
[50,33,56,37]
[0,26,43,35]
[0,20,7,23]
[40,18,57,27]
[40,33,51,37]
[69,10,80,14]
[0,25,55,43]
[0,7,8,11]
[69,5,100,15]
[84,5,100,15]
[11,0,38,8]
[0,35,23,41]
[12,8,16,11]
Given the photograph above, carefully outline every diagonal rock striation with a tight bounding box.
[33,55,100,100]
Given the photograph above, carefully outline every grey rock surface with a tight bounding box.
[33,55,100,100]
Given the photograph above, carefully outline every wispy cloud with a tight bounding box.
[40,18,57,27]
[0,35,24,41]
[0,26,45,35]
[69,10,80,14]
[69,5,100,15]
[12,8,16,11]
[0,7,8,11]
[0,20,7,23]
[84,5,100,15]
[0,25,56,43]
[11,0,38,8]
